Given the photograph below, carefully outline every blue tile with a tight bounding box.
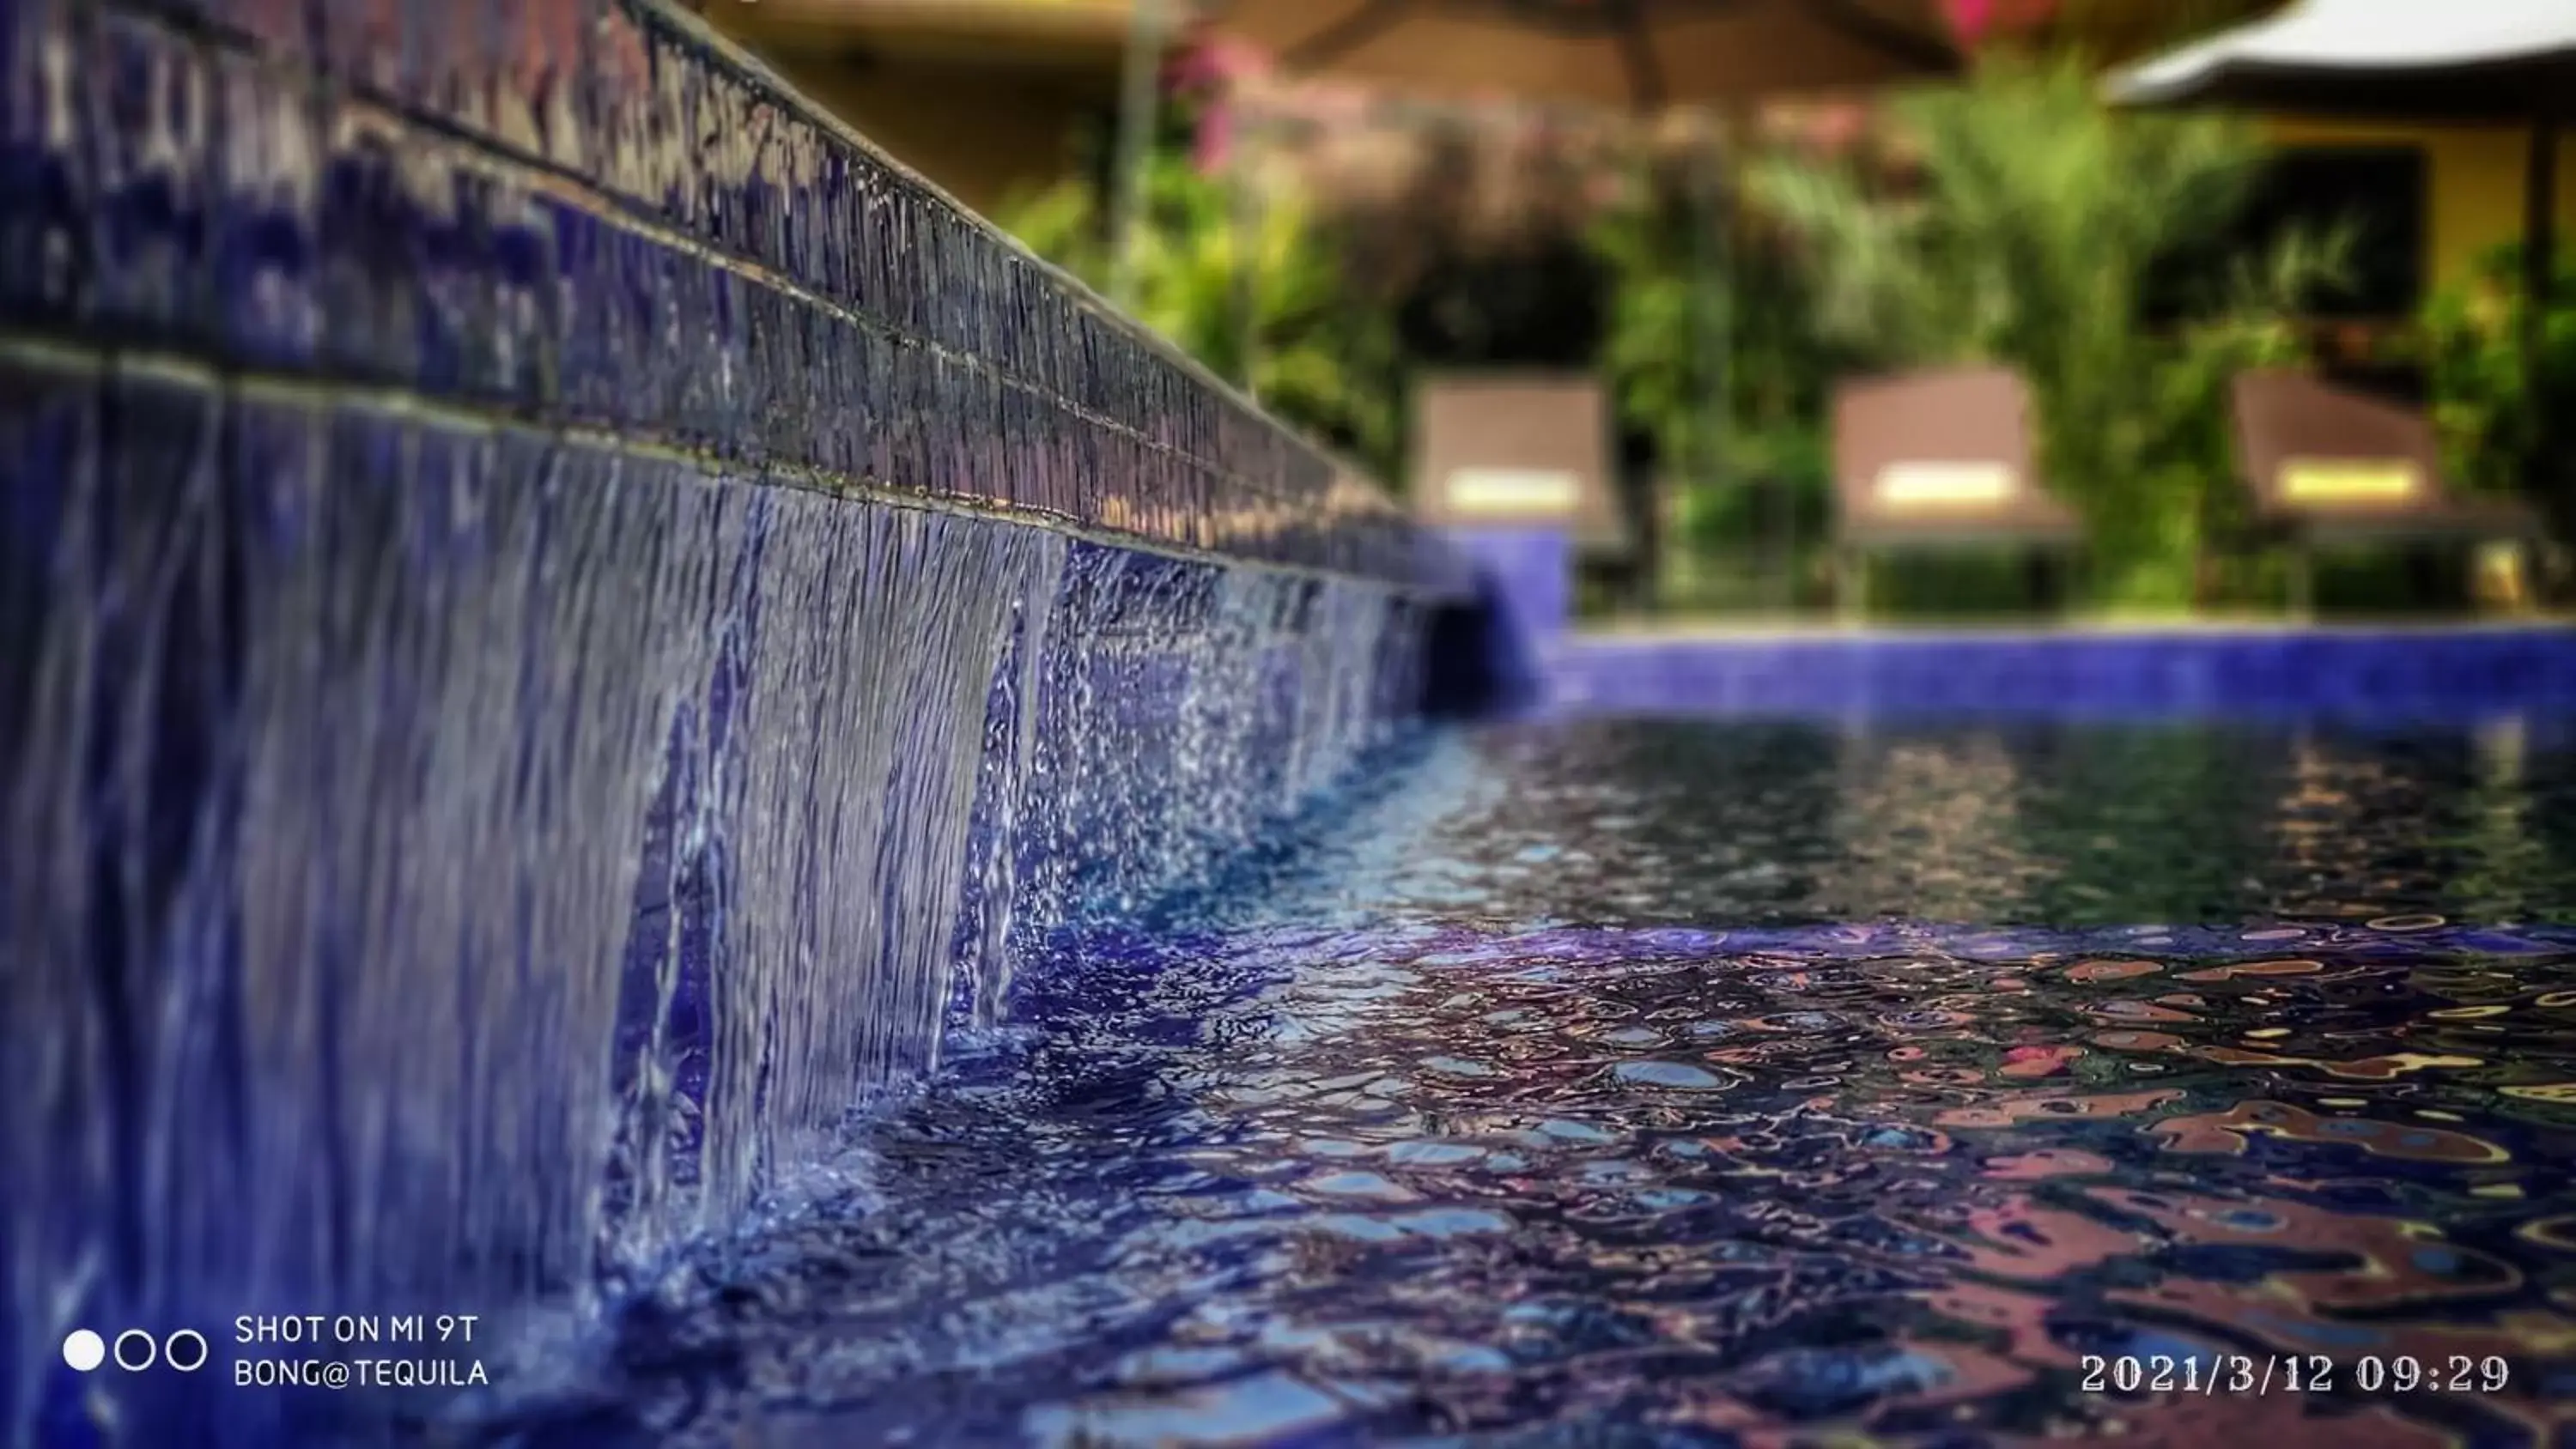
[1544,627,2576,725]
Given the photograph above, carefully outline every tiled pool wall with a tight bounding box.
[1549,625,2576,724]
[0,2,1466,1440]
[1446,525,2576,724]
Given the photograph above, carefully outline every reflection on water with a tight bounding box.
[505,720,2576,1447]
[1423,718,2576,930]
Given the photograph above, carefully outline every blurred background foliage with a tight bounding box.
[998,88,1409,482]
[1589,137,1851,612]
[996,16,2551,620]
[2409,241,2576,500]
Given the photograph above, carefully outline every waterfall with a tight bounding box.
[0,361,1430,1445]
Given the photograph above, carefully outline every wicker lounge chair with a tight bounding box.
[1413,373,1629,548]
[2228,368,2541,611]
[1830,366,2082,615]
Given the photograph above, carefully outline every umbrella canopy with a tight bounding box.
[1205,0,1959,112]
[2105,0,2576,119]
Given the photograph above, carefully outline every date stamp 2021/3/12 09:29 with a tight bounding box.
[2081,1354,2513,1397]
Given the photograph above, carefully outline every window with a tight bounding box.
[2245,146,2428,318]
[2149,144,2428,322]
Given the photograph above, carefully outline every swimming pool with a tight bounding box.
[13,4,2576,1444]
[481,714,2576,1447]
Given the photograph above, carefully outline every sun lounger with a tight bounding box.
[2229,368,2541,611]
[1829,366,2081,615]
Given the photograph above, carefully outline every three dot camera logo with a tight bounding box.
[61,1326,210,1373]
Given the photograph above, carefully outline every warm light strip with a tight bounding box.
[1874,461,2015,508]
[1447,468,1580,516]
[2280,458,2421,504]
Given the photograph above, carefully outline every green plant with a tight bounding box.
[998,146,1403,484]
[1747,55,2349,606]
[1590,151,1851,570]
[2166,250,2358,580]
[2411,241,2576,499]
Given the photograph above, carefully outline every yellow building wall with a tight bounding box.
[2263,117,2576,294]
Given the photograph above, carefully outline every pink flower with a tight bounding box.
[1944,0,2057,46]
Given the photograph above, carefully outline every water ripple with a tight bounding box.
[505,719,2576,1446]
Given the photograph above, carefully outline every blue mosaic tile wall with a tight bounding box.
[1434,520,2576,726]
[1549,627,2576,724]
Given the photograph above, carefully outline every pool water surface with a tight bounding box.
[501,717,2576,1448]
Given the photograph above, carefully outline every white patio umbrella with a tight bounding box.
[2110,0,2576,113]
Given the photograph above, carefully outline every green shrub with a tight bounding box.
[1590,149,1850,582]
[2410,240,2576,500]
